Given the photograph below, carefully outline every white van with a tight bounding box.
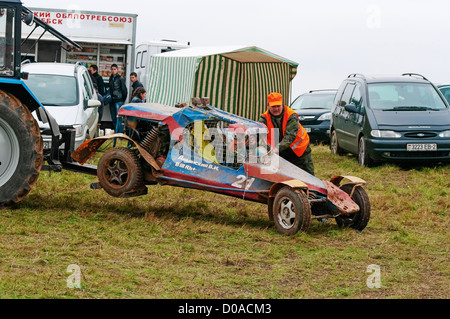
[134,40,190,89]
[22,62,101,150]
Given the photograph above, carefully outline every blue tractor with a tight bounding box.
[0,0,83,206]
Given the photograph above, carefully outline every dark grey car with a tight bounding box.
[438,84,450,104]
[330,73,450,166]
[290,89,337,143]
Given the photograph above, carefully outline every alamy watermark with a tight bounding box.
[65,264,381,290]
[167,122,281,173]
[366,264,381,289]
[367,4,382,29]
[66,264,81,289]
[65,5,81,29]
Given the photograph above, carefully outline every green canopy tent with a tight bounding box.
[145,46,298,120]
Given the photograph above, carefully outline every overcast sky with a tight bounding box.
[23,0,450,101]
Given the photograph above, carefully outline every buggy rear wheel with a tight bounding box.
[273,187,311,235]
[97,147,144,197]
[335,184,370,231]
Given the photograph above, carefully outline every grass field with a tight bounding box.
[0,144,448,299]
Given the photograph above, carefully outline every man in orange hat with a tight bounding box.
[259,92,315,175]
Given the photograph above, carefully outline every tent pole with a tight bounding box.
[289,81,293,105]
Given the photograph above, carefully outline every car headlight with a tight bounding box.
[439,130,450,138]
[371,130,401,138]
[73,124,83,137]
[317,112,331,121]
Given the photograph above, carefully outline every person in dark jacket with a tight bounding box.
[89,64,105,96]
[93,83,104,122]
[131,87,146,103]
[109,64,127,133]
[130,72,144,96]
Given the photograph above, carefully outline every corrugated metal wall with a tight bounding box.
[193,55,293,121]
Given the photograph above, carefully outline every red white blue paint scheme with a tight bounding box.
[72,103,371,235]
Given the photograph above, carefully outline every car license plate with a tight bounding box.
[407,143,437,151]
[43,141,51,149]
[304,127,311,133]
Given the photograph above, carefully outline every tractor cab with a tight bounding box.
[0,0,90,207]
[0,0,89,173]
[0,1,21,78]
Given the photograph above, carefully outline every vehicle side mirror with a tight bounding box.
[20,72,29,80]
[87,99,101,108]
[24,12,34,26]
[344,104,360,113]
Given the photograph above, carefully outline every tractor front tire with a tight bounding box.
[0,91,43,207]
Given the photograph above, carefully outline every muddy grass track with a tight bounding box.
[0,145,448,299]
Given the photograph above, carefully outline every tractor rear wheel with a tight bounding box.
[0,91,43,207]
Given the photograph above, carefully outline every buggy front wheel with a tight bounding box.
[335,184,370,231]
[273,187,311,235]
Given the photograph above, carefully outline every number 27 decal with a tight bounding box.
[232,175,255,190]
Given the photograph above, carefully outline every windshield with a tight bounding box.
[368,82,447,111]
[0,7,15,76]
[439,86,450,104]
[25,74,78,106]
[291,93,335,110]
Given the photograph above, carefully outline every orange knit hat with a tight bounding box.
[267,92,283,106]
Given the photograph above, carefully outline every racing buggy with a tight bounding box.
[72,103,370,235]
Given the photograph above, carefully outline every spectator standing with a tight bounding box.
[109,64,127,133]
[93,83,104,122]
[89,64,105,96]
[130,72,144,97]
